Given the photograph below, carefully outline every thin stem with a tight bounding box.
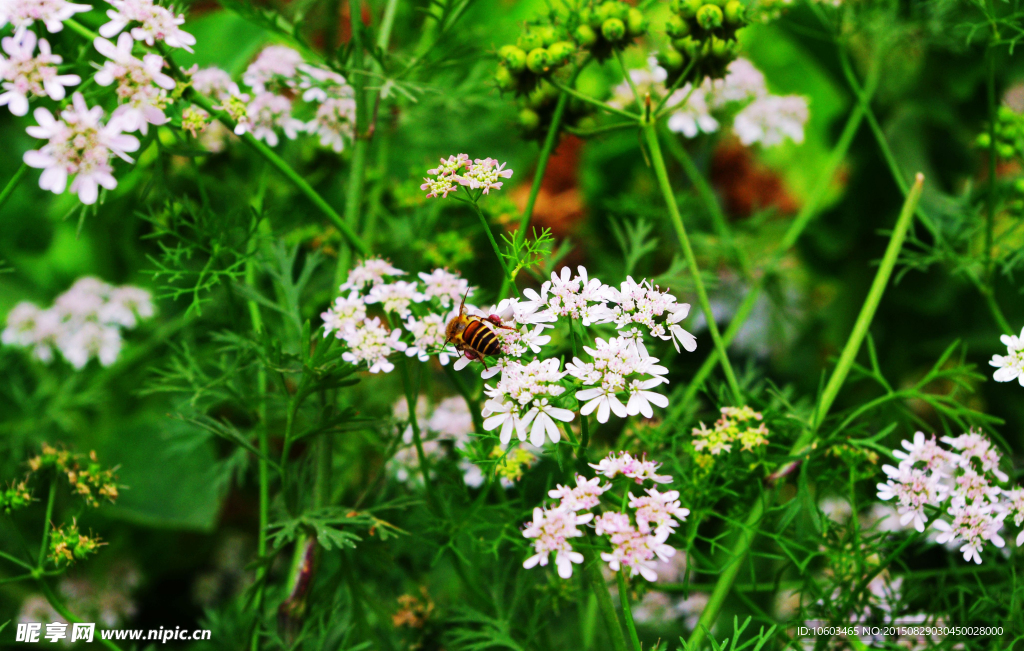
[0,549,34,571]
[467,198,520,297]
[549,79,640,122]
[376,0,400,49]
[569,317,591,453]
[39,580,123,651]
[985,49,997,282]
[583,547,628,651]
[398,358,437,509]
[615,50,644,108]
[0,163,28,213]
[642,123,742,403]
[812,174,924,429]
[187,92,369,256]
[37,473,57,569]
[616,571,643,651]
[443,364,484,433]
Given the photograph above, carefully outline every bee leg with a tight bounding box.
[486,315,517,330]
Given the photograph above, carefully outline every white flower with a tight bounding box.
[589,451,673,484]
[0,0,90,34]
[0,31,80,116]
[456,157,513,194]
[666,84,719,138]
[58,321,122,368]
[242,45,303,93]
[548,475,610,512]
[93,34,176,134]
[403,313,455,364]
[321,292,366,338]
[2,302,60,362]
[427,396,475,443]
[876,464,945,532]
[522,398,574,446]
[629,488,689,539]
[340,258,405,293]
[192,67,238,100]
[576,387,627,424]
[941,430,1009,483]
[706,58,766,108]
[522,507,590,579]
[892,431,955,475]
[601,525,676,582]
[989,326,1024,386]
[625,378,669,418]
[298,64,352,102]
[482,399,526,444]
[417,269,469,308]
[98,285,153,328]
[23,92,140,205]
[246,92,303,147]
[364,280,424,319]
[339,317,403,373]
[99,0,196,51]
[540,266,614,324]
[306,96,356,153]
[733,95,809,147]
[932,502,1006,565]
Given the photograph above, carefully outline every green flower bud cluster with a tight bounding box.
[28,444,120,509]
[494,24,579,95]
[576,0,648,61]
[0,480,32,514]
[49,521,103,568]
[657,0,748,84]
[976,106,1024,161]
[515,79,597,139]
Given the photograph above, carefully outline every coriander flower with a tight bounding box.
[457,157,513,194]
[666,84,719,138]
[932,502,1006,564]
[340,258,405,293]
[1005,488,1024,547]
[428,153,469,177]
[0,0,90,34]
[246,92,303,147]
[192,66,238,100]
[93,34,176,134]
[733,95,809,147]
[98,285,154,328]
[941,430,1009,483]
[24,92,140,204]
[0,31,80,116]
[321,292,366,338]
[298,64,353,103]
[569,336,669,423]
[589,451,673,484]
[707,58,767,108]
[876,464,945,532]
[601,526,676,582]
[58,321,122,368]
[306,96,355,153]
[521,398,574,446]
[403,313,456,365]
[541,266,614,324]
[99,0,196,51]
[364,280,425,319]
[989,325,1024,386]
[522,507,590,578]
[420,175,458,199]
[338,317,404,374]
[626,379,669,418]
[549,475,610,512]
[482,358,567,444]
[629,488,689,539]
[2,302,60,362]
[417,269,469,308]
[577,386,627,423]
[892,431,955,475]
[242,45,303,93]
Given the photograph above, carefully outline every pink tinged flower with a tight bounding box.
[306,96,355,153]
[601,526,676,582]
[93,34,176,135]
[23,92,140,205]
[522,507,589,579]
[458,157,513,194]
[428,153,469,176]
[875,464,944,533]
[246,92,303,147]
[98,0,196,51]
[629,488,690,538]
[421,175,458,199]
[0,0,91,33]
[0,31,79,116]
[548,475,609,512]
[242,45,303,93]
[191,67,238,100]
[338,317,403,373]
[594,511,631,536]
[892,431,954,475]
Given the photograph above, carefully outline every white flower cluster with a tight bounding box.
[420,153,515,198]
[611,57,809,147]
[193,46,356,152]
[876,430,1024,564]
[990,325,1024,387]
[523,451,687,581]
[322,258,477,373]
[3,0,197,204]
[2,277,154,369]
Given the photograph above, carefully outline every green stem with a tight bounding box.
[0,549,33,571]
[686,495,768,649]
[686,176,924,649]
[37,473,57,569]
[468,198,520,297]
[499,91,570,299]
[569,317,591,453]
[583,547,628,651]
[660,130,753,280]
[642,123,742,403]
[812,174,924,429]
[985,49,997,282]
[398,358,437,509]
[549,79,640,122]
[443,364,484,433]
[616,571,642,651]
[0,163,28,213]
[39,580,123,651]
[615,50,644,108]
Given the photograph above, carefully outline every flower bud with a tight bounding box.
[724,0,744,24]
[535,25,560,46]
[547,41,576,65]
[518,31,545,51]
[601,17,626,41]
[494,64,516,91]
[596,0,629,22]
[710,35,732,57]
[998,142,1016,158]
[696,4,723,29]
[526,47,552,73]
[574,24,598,46]
[666,14,690,37]
[499,45,528,73]
[673,0,703,19]
[626,8,647,35]
[672,36,699,57]
[519,107,541,130]
[657,48,685,70]
[976,133,992,148]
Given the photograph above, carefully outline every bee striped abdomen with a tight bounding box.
[463,319,501,357]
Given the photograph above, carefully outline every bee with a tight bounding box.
[445,293,517,369]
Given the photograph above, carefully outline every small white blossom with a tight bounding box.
[733,95,809,147]
[0,0,90,34]
[932,502,1006,564]
[306,96,355,153]
[340,258,405,293]
[94,34,176,135]
[601,525,676,582]
[589,451,673,485]
[192,66,238,100]
[99,0,196,51]
[522,398,575,446]
[990,326,1024,386]
[338,317,403,374]
[417,269,469,308]
[364,280,424,319]
[246,92,303,147]
[549,475,610,512]
[242,45,303,93]
[403,313,455,365]
[522,507,590,578]
[457,157,513,194]
[321,292,366,338]
[0,31,80,116]
[629,488,689,538]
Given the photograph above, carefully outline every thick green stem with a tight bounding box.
[39,581,123,651]
[583,547,628,651]
[642,123,742,403]
[685,176,924,648]
[37,473,57,569]
[0,163,27,213]
[616,571,642,651]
